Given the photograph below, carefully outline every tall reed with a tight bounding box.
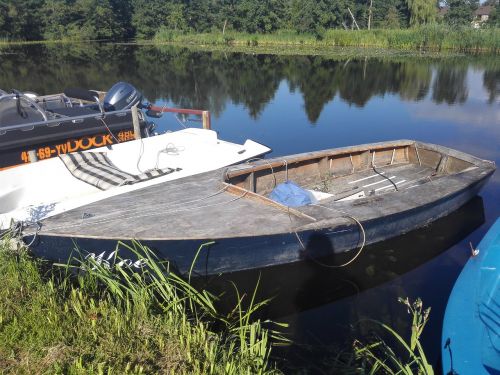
[354,297,434,374]
[0,235,282,374]
[153,26,499,53]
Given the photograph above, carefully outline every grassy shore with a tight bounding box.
[0,238,281,374]
[153,26,500,54]
[0,232,436,374]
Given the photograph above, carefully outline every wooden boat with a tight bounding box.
[24,140,495,275]
[442,217,500,375]
[0,128,270,230]
[0,82,152,170]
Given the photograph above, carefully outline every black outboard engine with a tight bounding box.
[103,82,143,111]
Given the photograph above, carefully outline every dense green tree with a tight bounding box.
[406,0,437,25]
[384,6,403,27]
[0,0,45,40]
[0,0,495,42]
[41,0,70,39]
[370,0,409,28]
[211,0,239,33]
[42,0,129,40]
[287,0,318,32]
[0,1,10,37]
[132,0,171,38]
[75,0,126,39]
[184,0,213,32]
[109,0,134,38]
[372,0,398,27]
[234,0,284,33]
[166,3,188,31]
[445,0,478,26]
[318,0,354,30]
[287,0,353,34]
[485,6,499,27]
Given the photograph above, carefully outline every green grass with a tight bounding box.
[0,236,282,374]
[353,298,434,374]
[153,26,500,54]
[0,229,437,374]
[289,297,435,374]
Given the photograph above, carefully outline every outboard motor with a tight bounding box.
[103,82,143,111]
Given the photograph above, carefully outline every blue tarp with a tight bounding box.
[269,181,311,207]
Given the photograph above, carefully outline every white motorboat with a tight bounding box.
[0,127,270,230]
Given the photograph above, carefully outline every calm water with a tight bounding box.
[1,43,498,373]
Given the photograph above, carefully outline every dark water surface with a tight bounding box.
[1,43,498,373]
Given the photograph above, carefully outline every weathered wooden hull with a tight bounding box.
[29,165,493,275]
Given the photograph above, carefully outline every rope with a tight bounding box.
[153,143,185,170]
[99,118,120,144]
[290,204,366,268]
[371,150,398,191]
[135,136,146,173]
[243,157,278,188]
[174,113,188,129]
[149,104,189,130]
[241,157,290,188]
[1,221,41,247]
[136,141,186,174]
[38,185,235,232]
[24,222,41,247]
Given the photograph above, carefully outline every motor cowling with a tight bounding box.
[103,82,143,111]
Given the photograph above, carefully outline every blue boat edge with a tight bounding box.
[442,217,500,375]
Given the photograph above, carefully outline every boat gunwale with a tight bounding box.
[223,140,495,180]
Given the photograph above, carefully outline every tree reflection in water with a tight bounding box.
[0,44,497,122]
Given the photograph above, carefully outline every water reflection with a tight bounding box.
[194,197,485,372]
[483,69,500,104]
[197,196,485,320]
[0,44,498,124]
[432,64,468,105]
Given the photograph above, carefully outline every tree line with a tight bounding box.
[0,0,497,42]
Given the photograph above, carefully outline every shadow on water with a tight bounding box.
[193,196,485,372]
[197,196,485,319]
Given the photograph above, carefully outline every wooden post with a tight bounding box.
[131,104,141,140]
[202,111,211,130]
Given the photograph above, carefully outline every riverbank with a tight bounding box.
[0,238,280,374]
[2,26,498,55]
[0,236,437,374]
[153,27,499,54]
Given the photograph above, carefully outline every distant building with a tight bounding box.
[472,5,494,28]
[437,4,495,27]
